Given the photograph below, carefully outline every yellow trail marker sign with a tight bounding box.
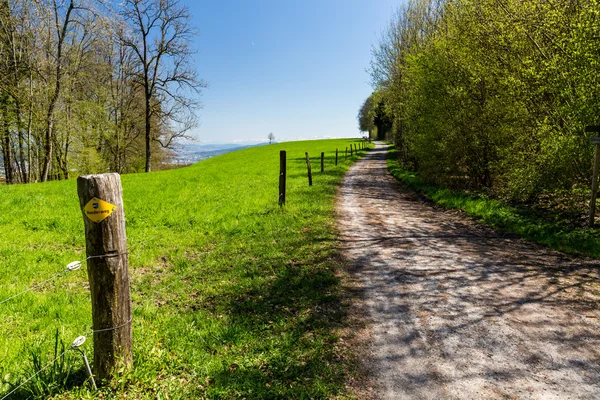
[83,197,118,223]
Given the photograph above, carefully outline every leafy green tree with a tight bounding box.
[368,0,600,202]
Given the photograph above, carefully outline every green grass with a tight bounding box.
[387,146,600,258]
[0,139,371,399]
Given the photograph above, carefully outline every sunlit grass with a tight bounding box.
[0,138,370,399]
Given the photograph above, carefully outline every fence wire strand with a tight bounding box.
[0,232,158,307]
[0,348,70,400]
[2,220,230,397]
[0,269,70,307]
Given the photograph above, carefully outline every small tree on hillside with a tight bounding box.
[268,132,275,144]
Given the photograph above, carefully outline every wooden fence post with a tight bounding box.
[587,128,600,227]
[590,143,600,227]
[321,152,324,172]
[335,148,338,166]
[350,145,353,156]
[305,152,313,186]
[279,150,286,206]
[345,147,347,159]
[77,173,132,382]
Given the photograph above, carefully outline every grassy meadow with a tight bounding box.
[0,139,370,399]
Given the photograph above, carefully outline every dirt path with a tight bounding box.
[337,142,600,399]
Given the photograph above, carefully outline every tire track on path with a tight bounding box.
[337,142,600,399]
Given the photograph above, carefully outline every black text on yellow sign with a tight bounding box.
[84,198,118,223]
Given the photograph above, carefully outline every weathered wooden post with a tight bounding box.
[335,148,338,166]
[587,125,600,227]
[305,152,313,186]
[77,173,132,382]
[321,152,324,172]
[350,145,353,156]
[345,147,347,159]
[279,150,286,206]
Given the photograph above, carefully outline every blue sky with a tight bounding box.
[185,0,400,144]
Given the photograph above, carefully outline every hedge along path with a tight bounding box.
[337,141,600,400]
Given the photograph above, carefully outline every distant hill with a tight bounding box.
[170,142,269,165]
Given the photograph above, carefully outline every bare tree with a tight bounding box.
[120,0,205,173]
[0,0,35,183]
[39,0,78,182]
[268,132,274,144]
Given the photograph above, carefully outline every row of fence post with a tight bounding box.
[279,140,370,206]
[8,140,371,391]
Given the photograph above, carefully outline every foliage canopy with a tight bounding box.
[365,0,600,201]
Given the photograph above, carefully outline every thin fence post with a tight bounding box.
[335,148,338,166]
[279,150,286,206]
[305,152,312,186]
[587,127,600,227]
[350,145,353,156]
[321,152,324,172]
[590,142,600,227]
[345,147,347,159]
[77,173,132,383]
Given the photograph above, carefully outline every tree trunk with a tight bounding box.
[41,112,55,182]
[41,0,74,182]
[144,94,151,172]
[26,69,33,183]
[2,118,14,184]
[14,100,27,183]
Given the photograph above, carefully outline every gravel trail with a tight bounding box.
[337,142,600,399]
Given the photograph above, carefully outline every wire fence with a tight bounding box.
[0,233,159,307]
[1,143,372,399]
[0,271,179,400]
[0,232,165,399]
[0,227,241,399]
[0,348,71,400]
